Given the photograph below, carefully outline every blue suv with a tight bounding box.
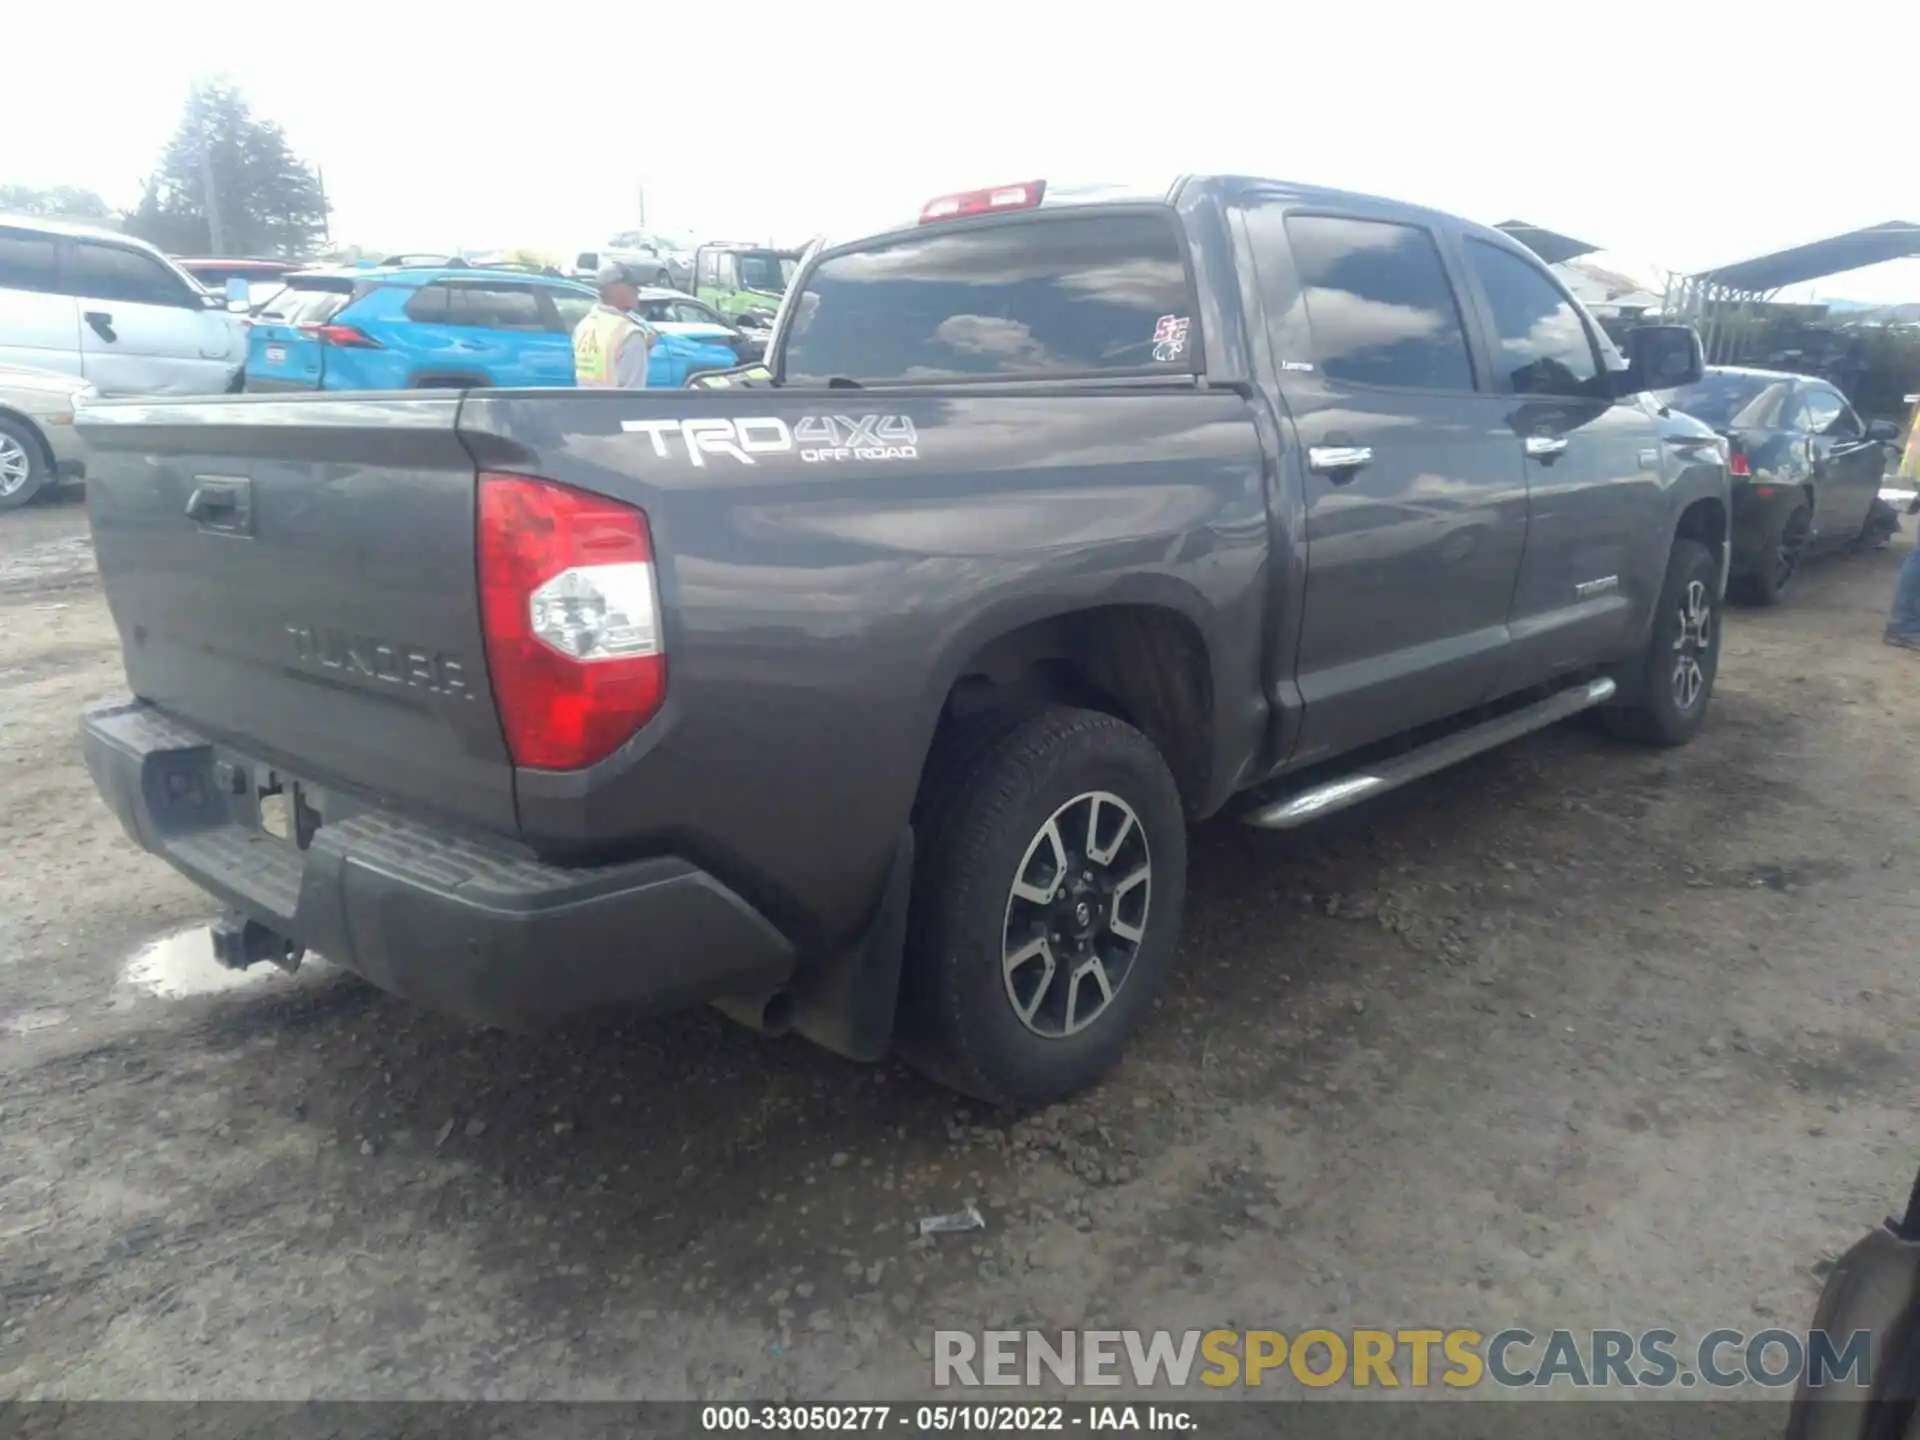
[244,267,741,392]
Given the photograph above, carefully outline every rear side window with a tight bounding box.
[405,283,546,330]
[1282,215,1475,391]
[259,283,355,325]
[782,212,1196,385]
[551,290,596,332]
[1463,239,1604,398]
[70,242,195,308]
[0,228,61,293]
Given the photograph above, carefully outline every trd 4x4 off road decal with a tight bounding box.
[621,415,919,466]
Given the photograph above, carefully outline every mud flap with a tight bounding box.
[787,829,913,1063]
[1786,1168,1920,1439]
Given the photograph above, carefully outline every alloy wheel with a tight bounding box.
[1671,578,1713,711]
[0,435,31,498]
[1001,790,1151,1038]
[1774,510,1810,593]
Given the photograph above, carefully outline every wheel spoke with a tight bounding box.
[1086,798,1135,866]
[1002,936,1056,1026]
[1065,959,1114,1034]
[1070,959,1114,1033]
[1009,817,1069,906]
[0,440,27,496]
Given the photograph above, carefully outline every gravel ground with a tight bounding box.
[1,496,1915,1401]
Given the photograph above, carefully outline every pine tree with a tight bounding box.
[126,80,329,258]
[0,185,113,221]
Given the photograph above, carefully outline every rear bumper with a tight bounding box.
[81,699,795,1029]
[1729,482,1794,575]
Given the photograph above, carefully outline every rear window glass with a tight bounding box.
[1284,214,1475,392]
[1661,372,1791,428]
[258,282,355,325]
[0,228,58,293]
[782,212,1196,385]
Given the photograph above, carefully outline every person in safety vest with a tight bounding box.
[572,261,655,388]
[1886,395,1920,652]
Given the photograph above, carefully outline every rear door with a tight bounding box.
[1456,235,1666,679]
[403,280,574,386]
[0,226,81,378]
[1793,383,1881,540]
[247,278,360,391]
[1236,200,1530,763]
[65,238,238,395]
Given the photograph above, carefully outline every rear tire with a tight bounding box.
[1598,538,1721,747]
[0,417,49,512]
[1733,503,1809,605]
[1854,496,1901,553]
[898,706,1187,1107]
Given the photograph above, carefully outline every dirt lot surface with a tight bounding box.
[1,495,1916,1401]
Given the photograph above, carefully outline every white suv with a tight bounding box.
[0,216,244,397]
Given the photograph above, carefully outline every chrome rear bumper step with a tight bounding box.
[1243,677,1616,831]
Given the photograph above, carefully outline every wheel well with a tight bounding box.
[932,605,1214,813]
[1674,495,1726,554]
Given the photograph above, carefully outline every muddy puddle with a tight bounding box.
[120,927,291,1000]
[2,1008,70,1036]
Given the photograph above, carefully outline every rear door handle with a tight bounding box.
[1525,436,1570,460]
[1308,445,1373,477]
[84,310,117,343]
[185,476,253,536]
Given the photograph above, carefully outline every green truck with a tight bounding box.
[693,242,803,323]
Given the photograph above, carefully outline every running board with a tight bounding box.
[1242,677,1616,830]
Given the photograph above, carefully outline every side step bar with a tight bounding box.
[1243,677,1616,831]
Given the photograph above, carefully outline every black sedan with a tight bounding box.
[1662,367,1902,604]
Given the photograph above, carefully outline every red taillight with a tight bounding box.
[477,473,666,770]
[303,322,382,349]
[918,180,1046,224]
[1727,451,1751,477]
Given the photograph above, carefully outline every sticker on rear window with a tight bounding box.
[1152,314,1190,363]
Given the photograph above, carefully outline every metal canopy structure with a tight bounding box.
[1671,221,1920,363]
[1691,221,1920,294]
[1495,219,1603,266]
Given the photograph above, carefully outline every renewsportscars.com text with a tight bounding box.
[932,1327,1872,1390]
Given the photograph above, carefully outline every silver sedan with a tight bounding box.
[0,365,96,511]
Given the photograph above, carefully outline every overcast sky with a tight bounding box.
[5,0,1916,302]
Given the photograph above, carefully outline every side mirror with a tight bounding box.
[1867,419,1902,444]
[1622,324,1703,395]
[224,278,252,312]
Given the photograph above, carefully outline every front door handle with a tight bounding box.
[1308,445,1374,477]
[84,310,117,343]
[1525,435,1570,461]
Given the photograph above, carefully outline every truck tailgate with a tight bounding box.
[76,395,515,834]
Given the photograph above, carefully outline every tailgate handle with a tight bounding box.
[186,477,253,536]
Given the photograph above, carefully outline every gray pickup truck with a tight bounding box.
[77,175,1729,1106]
